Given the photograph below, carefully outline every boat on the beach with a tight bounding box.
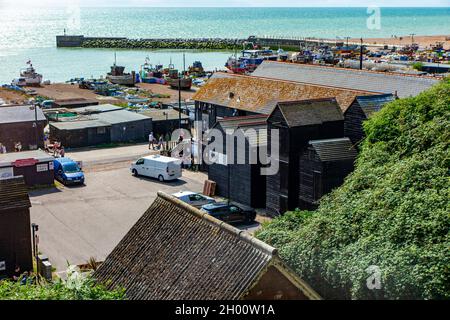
[188,61,206,76]
[140,57,164,83]
[225,48,278,74]
[12,60,43,86]
[166,66,192,90]
[106,54,136,86]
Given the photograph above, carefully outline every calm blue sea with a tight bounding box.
[0,7,449,83]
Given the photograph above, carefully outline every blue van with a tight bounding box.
[53,157,85,185]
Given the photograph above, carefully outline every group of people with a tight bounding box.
[148,132,166,150]
[0,142,23,154]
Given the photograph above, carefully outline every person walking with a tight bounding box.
[158,135,164,150]
[148,132,155,150]
[0,143,6,154]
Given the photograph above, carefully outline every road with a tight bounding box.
[29,161,264,272]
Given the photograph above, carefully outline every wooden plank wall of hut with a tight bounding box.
[344,100,367,147]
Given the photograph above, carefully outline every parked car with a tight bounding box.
[130,155,182,182]
[53,157,85,185]
[200,202,256,224]
[172,191,216,208]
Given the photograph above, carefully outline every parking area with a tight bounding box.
[29,162,264,271]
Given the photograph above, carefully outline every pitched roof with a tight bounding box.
[272,98,344,128]
[353,94,395,118]
[0,105,46,124]
[193,73,374,114]
[252,61,440,98]
[309,138,357,162]
[0,176,31,212]
[94,192,320,300]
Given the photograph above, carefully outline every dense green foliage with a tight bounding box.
[257,78,450,299]
[0,273,124,300]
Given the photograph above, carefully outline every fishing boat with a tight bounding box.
[277,48,289,62]
[166,59,192,90]
[106,54,136,86]
[140,57,164,83]
[168,74,192,90]
[12,60,43,86]
[225,48,278,74]
[188,61,206,76]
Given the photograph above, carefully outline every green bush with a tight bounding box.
[0,269,124,300]
[257,78,450,299]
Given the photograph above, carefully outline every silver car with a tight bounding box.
[172,191,216,208]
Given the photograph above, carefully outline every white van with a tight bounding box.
[130,155,182,182]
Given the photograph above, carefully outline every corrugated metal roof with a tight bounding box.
[275,98,344,127]
[0,177,31,212]
[309,138,357,162]
[0,105,46,124]
[93,109,151,125]
[140,109,189,121]
[94,192,281,300]
[49,120,111,130]
[72,104,122,114]
[355,94,395,118]
[193,73,373,113]
[252,61,439,98]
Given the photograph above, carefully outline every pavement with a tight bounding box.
[66,143,158,167]
[29,145,265,272]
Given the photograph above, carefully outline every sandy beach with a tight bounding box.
[352,35,450,49]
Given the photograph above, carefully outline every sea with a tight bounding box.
[0,7,449,84]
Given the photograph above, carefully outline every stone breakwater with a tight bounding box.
[57,35,246,50]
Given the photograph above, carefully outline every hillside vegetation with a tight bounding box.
[257,78,450,299]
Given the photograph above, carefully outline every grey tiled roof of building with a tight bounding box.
[354,94,396,118]
[309,138,357,162]
[252,61,440,98]
[49,120,111,130]
[94,192,320,300]
[275,98,344,127]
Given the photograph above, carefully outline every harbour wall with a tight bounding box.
[56,35,359,50]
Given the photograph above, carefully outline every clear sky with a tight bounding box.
[0,0,449,7]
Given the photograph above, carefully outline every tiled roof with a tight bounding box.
[274,98,344,127]
[193,73,374,114]
[0,105,46,124]
[309,138,357,162]
[94,192,319,300]
[0,177,31,212]
[252,61,440,98]
[354,94,395,118]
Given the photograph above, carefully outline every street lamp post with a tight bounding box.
[31,223,39,274]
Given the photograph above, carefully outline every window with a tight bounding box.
[189,194,203,201]
[136,159,144,165]
[229,206,240,213]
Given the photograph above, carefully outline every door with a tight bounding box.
[227,205,244,222]
[135,159,146,176]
